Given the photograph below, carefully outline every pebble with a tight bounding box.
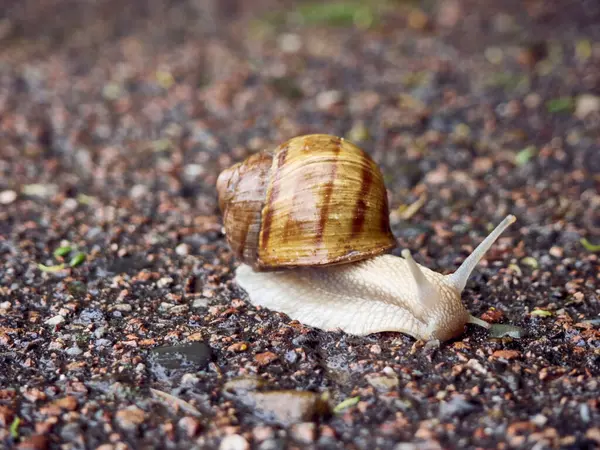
[192,298,210,308]
[0,301,11,310]
[65,346,83,356]
[219,434,249,450]
[149,341,212,374]
[157,277,174,288]
[16,434,48,450]
[0,405,13,426]
[291,422,316,444]
[129,184,148,199]
[115,406,146,430]
[95,339,112,348]
[369,344,382,354]
[112,303,132,312]
[178,416,201,437]
[492,350,522,360]
[175,243,190,256]
[242,390,330,426]
[316,90,342,110]
[252,426,275,442]
[549,246,564,258]
[366,373,399,392]
[0,190,16,204]
[227,342,249,352]
[44,315,65,326]
[255,351,278,367]
[223,376,268,394]
[439,395,478,419]
[169,305,189,315]
[278,33,302,53]
[466,359,488,375]
[575,94,600,119]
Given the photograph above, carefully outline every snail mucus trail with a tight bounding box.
[217,134,516,342]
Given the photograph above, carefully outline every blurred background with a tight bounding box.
[1,0,599,230]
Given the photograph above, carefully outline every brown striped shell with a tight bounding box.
[216,134,397,271]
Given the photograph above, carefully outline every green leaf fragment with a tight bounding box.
[297,2,376,28]
[546,97,574,113]
[10,416,20,439]
[38,263,66,273]
[580,238,600,253]
[53,245,72,258]
[489,324,524,339]
[69,252,87,267]
[333,396,360,413]
[76,193,96,205]
[520,256,539,269]
[515,146,537,166]
[530,309,553,317]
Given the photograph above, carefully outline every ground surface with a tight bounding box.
[1,1,600,449]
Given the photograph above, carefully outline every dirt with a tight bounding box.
[0,1,599,449]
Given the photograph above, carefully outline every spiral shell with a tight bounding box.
[217,134,396,270]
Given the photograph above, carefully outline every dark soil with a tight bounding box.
[1,1,599,449]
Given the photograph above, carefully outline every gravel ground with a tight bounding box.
[1,1,599,449]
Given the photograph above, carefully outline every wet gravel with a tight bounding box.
[1,0,599,449]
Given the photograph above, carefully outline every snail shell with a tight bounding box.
[216,134,397,271]
[217,134,517,342]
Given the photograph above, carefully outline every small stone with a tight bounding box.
[549,246,563,258]
[95,339,112,348]
[159,302,175,311]
[492,350,521,360]
[53,396,78,411]
[178,416,201,437]
[175,243,189,256]
[44,315,65,326]
[227,342,249,352]
[255,351,278,367]
[223,376,268,394]
[0,301,11,310]
[440,395,479,419]
[183,164,205,179]
[586,428,600,444]
[531,413,548,427]
[115,406,146,430]
[466,359,487,375]
[243,391,330,426]
[0,190,17,205]
[192,298,210,308]
[252,426,275,442]
[219,434,249,450]
[181,373,200,386]
[480,308,504,323]
[366,373,399,392]
[66,346,83,356]
[157,277,174,288]
[16,435,48,450]
[291,422,316,444]
[316,90,342,111]
[149,341,212,375]
[129,184,148,199]
[169,305,189,315]
[112,303,132,312]
[575,94,600,119]
[369,344,382,354]
[278,33,302,53]
[0,405,13,426]
[94,327,106,338]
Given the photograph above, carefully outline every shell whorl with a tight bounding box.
[216,134,397,271]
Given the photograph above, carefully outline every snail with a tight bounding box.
[217,134,516,342]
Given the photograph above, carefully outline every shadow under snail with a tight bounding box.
[216,134,516,342]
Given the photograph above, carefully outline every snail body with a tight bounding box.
[217,134,516,342]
